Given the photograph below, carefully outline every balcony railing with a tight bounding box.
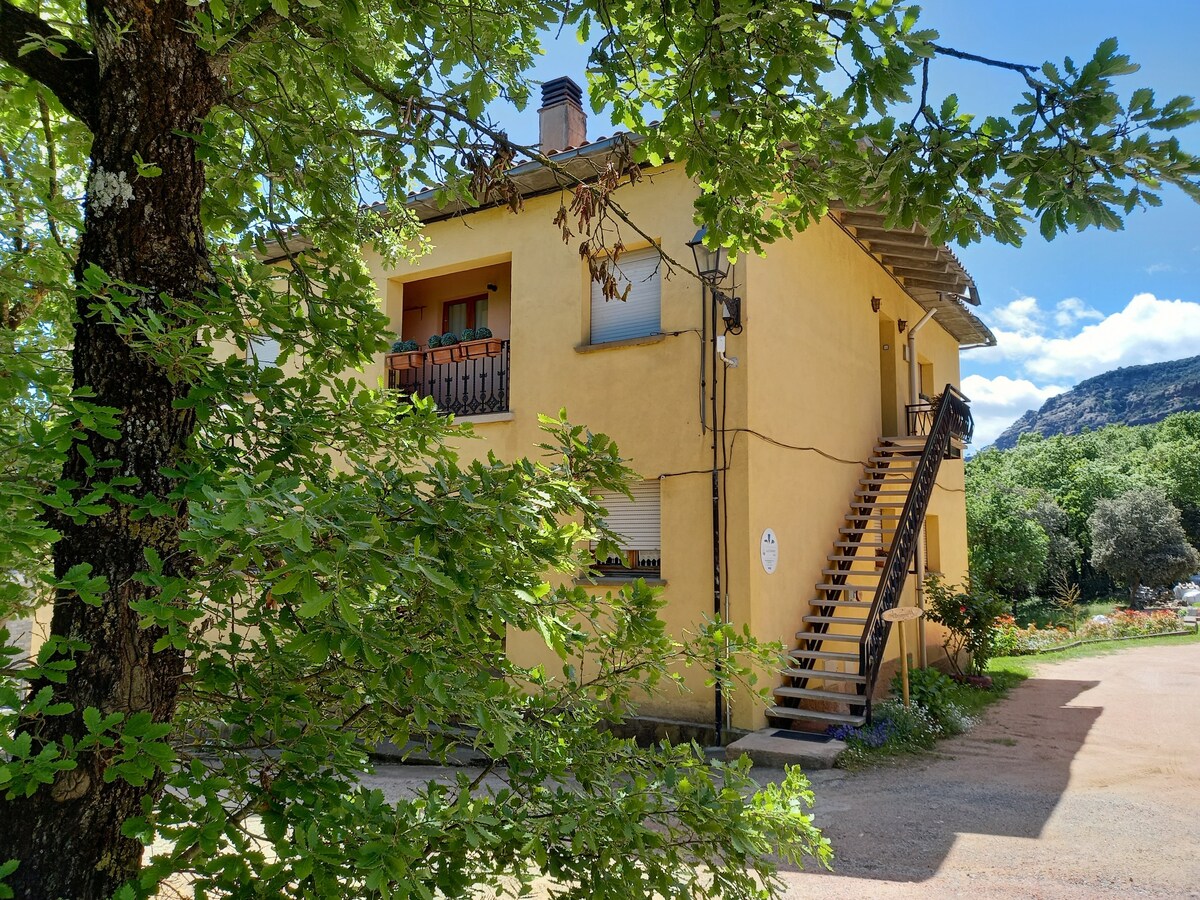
[386,340,510,417]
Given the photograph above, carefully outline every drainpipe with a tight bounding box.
[906,309,935,668]
[906,309,936,409]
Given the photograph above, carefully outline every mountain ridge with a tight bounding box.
[991,355,1200,450]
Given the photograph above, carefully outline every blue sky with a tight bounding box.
[485,1,1200,446]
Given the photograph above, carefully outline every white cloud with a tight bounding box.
[961,374,1068,448]
[987,296,1044,333]
[1053,297,1103,329]
[975,293,1200,382]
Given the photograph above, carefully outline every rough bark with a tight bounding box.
[0,0,220,894]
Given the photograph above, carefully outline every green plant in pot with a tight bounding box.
[429,331,462,364]
[426,333,443,348]
[459,327,477,342]
[390,338,406,353]
[461,324,502,359]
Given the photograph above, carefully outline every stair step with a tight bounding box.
[861,476,912,485]
[817,583,877,592]
[855,489,911,497]
[789,648,858,662]
[796,630,859,643]
[804,615,868,626]
[834,540,887,548]
[827,553,883,562]
[879,435,928,444]
[820,568,881,578]
[869,456,920,464]
[839,527,891,535]
[768,706,866,726]
[774,685,867,704]
[809,599,873,608]
[781,667,865,683]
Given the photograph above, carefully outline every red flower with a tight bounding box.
[959,605,967,613]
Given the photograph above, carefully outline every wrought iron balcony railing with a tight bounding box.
[386,340,510,417]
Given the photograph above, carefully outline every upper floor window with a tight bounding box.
[247,335,280,368]
[592,480,661,577]
[443,295,489,333]
[590,247,661,344]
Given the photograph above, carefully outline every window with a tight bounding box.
[592,481,661,576]
[442,295,489,334]
[246,335,280,368]
[590,247,661,344]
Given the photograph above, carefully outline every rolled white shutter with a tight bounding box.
[590,248,661,343]
[596,481,660,551]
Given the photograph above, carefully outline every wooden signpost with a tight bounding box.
[882,606,924,708]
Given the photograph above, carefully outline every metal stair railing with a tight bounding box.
[857,385,973,717]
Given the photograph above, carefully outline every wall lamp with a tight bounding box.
[688,226,730,285]
[689,226,742,332]
[898,318,908,334]
[871,296,882,313]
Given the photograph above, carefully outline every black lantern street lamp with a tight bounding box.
[688,226,731,285]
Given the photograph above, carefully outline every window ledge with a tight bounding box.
[454,411,515,425]
[575,334,667,354]
[573,575,667,587]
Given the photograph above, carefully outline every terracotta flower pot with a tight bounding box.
[460,338,503,359]
[429,345,462,365]
[387,350,425,370]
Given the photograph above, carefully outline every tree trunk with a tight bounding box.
[0,3,219,895]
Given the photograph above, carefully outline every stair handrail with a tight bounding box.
[858,385,972,708]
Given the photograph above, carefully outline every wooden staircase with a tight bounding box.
[767,386,974,732]
[767,434,927,730]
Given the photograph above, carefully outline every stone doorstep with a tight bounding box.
[724,728,847,770]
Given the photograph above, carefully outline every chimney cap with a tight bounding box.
[541,76,583,109]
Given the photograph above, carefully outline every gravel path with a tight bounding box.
[770,642,1200,899]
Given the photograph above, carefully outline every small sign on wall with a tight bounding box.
[760,528,779,574]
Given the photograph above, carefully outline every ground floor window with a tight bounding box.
[592,480,661,577]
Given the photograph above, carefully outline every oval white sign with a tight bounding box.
[760,528,779,574]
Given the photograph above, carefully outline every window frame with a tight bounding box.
[441,294,489,334]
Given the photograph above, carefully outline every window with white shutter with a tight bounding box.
[592,481,661,576]
[589,247,661,344]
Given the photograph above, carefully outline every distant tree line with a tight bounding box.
[967,412,1200,604]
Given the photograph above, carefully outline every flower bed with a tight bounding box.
[993,609,1185,655]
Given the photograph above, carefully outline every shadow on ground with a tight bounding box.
[771,674,1101,884]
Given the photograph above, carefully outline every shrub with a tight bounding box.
[475,325,493,339]
[427,333,442,348]
[403,339,420,352]
[390,338,406,352]
[889,667,974,737]
[828,700,939,766]
[460,327,477,341]
[440,331,460,345]
[925,574,1008,677]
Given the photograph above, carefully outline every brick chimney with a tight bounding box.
[538,77,587,155]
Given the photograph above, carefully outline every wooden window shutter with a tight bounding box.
[590,247,661,344]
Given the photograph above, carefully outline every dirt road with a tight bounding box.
[772,642,1200,899]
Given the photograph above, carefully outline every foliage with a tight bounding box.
[2,0,1199,892]
[439,331,460,346]
[1047,573,1082,632]
[889,667,973,736]
[459,327,477,342]
[924,575,1008,677]
[830,701,938,768]
[1089,487,1200,602]
[966,479,1049,600]
[967,413,1200,600]
[475,325,493,339]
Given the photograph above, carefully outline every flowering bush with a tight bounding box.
[829,701,939,764]
[991,608,1182,655]
[925,574,1008,677]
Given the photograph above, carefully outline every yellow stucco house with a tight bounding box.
[364,78,994,741]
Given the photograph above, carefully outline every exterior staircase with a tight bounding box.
[768,387,973,731]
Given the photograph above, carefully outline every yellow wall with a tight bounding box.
[363,163,974,731]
